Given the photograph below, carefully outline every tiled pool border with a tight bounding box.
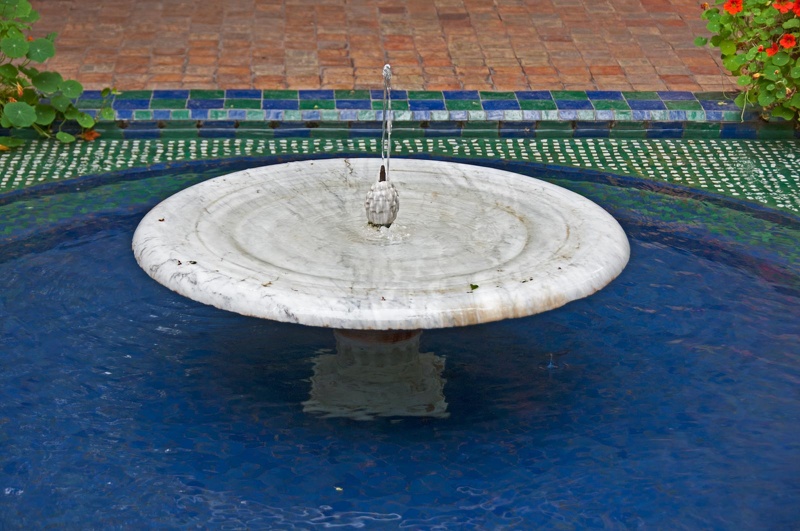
[3,90,797,140]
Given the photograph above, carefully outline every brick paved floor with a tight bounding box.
[30,0,736,92]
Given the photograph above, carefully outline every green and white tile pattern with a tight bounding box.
[0,138,798,214]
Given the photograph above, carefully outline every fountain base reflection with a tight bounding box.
[303,330,448,420]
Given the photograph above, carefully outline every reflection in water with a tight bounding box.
[303,330,448,420]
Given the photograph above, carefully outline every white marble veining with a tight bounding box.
[132,158,630,330]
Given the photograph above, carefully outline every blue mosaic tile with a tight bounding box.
[152,110,171,120]
[412,110,431,120]
[187,99,224,109]
[627,100,667,111]
[657,91,696,101]
[190,109,209,120]
[262,100,298,110]
[336,100,372,110]
[668,110,688,121]
[443,90,480,100]
[555,100,593,110]
[299,90,335,100]
[264,110,284,120]
[339,110,359,121]
[699,99,739,111]
[228,109,247,120]
[720,123,759,139]
[516,91,553,100]
[483,100,520,111]
[301,110,321,120]
[409,100,446,111]
[112,99,150,110]
[370,90,407,100]
[225,89,261,99]
[632,110,652,120]
[152,90,189,99]
[486,110,505,120]
[115,110,133,120]
[647,122,685,138]
[449,110,469,120]
[586,91,624,100]
[595,110,615,121]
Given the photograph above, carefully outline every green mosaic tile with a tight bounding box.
[446,100,482,111]
[371,100,409,110]
[116,90,153,100]
[685,110,707,121]
[541,110,560,120]
[310,128,351,139]
[683,122,721,138]
[161,120,198,129]
[224,99,261,109]
[593,100,630,111]
[665,100,703,111]
[480,91,516,100]
[209,110,228,120]
[234,129,275,139]
[320,110,340,121]
[519,100,557,110]
[467,111,487,120]
[190,90,225,99]
[407,91,443,100]
[151,99,187,109]
[649,110,669,121]
[551,91,589,100]
[504,111,524,120]
[536,121,573,138]
[133,110,153,120]
[245,110,266,120]
[283,110,302,120]
[613,111,634,121]
[234,121,272,130]
[430,111,450,121]
[722,111,743,121]
[335,90,370,99]
[299,100,336,110]
[610,122,647,138]
[623,92,660,100]
[576,110,596,120]
[171,110,191,120]
[357,110,378,121]
[393,110,413,121]
[757,123,795,139]
[263,90,299,99]
[75,99,104,110]
[160,129,201,139]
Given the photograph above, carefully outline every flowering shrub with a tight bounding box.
[697,0,800,121]
[0,0,114,149]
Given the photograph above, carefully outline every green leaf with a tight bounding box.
[792,67,800,79]
[98,107,115,121]
[469,284,479,291]
[789,93,800,108]
[707,20,722,33]
[758,90,776,106]
[737,75,752,86]
[694,36,708,47]
[18,65,39,77]
[773,52,791,66]
[770,104,795,120]
[55,131,75,143]
[33,103,55,125]
[59,79,83,99]
[783,18,800,29]
[19,88,38,105]
[2,101,36,127]
[31,71,62,93]
[13,0,30,18]
[734,92,747,107]
[26,38,54,62]
[720,40,736,56]
[75,112,94,128]
[64,106,80,120]
[0,114,10,129]
[0,136,26,147]
[49,94,70,112]
[0,63,18,79]
[0,36,28,58]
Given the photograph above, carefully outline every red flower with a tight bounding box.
[780,34,797,49]
[758,45,765,52]
[767,43,780,56]
[794,0,800,16]
[773,0,793,12]
[724,0,743,14]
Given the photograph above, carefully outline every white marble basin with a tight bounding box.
[132,158,630,330]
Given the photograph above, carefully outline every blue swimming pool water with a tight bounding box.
[0,164,798,529]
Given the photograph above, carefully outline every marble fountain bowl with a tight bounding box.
[132,158,630,332]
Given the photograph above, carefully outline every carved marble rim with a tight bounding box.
[132,158,630,330]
